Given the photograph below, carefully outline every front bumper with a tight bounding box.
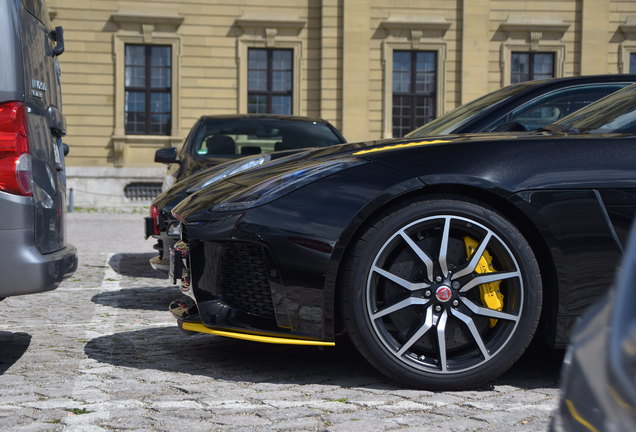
[167,213,336,343]
[169,295,334,346]
[169,237,291,332]
[0,227,77,297]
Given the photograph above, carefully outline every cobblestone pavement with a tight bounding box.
[0,211,563,431]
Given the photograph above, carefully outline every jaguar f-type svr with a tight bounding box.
[168,84,636,390]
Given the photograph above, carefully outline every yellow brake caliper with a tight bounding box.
[464,237,504,327]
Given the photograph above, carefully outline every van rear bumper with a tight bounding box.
[0,228,77,297]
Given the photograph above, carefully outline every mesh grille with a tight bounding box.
[218,243,275,318]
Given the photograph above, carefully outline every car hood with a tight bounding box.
[170,133,531,220]
[173,130,628,222]
[154,149,311,214]
[217,131,540,187]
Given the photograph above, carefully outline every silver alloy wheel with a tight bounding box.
[365,214,523,374]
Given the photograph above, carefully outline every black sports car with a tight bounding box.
[168,84,636,390]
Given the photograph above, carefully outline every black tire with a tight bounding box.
[340,196,542,390]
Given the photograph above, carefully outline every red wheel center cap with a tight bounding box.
[436,285,452,302]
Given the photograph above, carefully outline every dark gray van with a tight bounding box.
[0,0,77,299]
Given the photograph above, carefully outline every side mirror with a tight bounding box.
[155,147,179,164]
[62,142,69,156]
[51,26,65,57]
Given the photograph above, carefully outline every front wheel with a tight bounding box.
[341,197,542,390]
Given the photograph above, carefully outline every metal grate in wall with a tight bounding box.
[124,182,163,201]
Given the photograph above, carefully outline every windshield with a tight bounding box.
[406,83,533,137]
[555,83,636,134]
[190,117,345,157]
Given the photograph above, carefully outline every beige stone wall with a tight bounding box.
[48,0,636,173]
[610,0,636,73]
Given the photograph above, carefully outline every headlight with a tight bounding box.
[186,154,272,193]
[212,159,363,212]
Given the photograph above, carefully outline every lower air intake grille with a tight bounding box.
[218,243,275,319]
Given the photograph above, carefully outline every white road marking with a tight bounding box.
[67,253,122,431]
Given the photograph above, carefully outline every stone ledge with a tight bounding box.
[67,166,165,178]
[66,166,165,208]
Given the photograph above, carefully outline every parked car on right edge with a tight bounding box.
[551,219,636,432]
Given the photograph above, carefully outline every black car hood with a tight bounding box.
[172,131,632,222]
[154,149,303,213]
[221,132,537,187]
[170,133,527,221]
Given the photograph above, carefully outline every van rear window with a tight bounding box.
[23,0,51,27]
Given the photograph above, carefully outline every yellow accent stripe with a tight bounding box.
[565,399,599,432]
[352,139,451,155]
[181,322,335,346]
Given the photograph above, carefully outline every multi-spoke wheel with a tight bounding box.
[341,197,542,390]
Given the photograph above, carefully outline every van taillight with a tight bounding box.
[0,102,32,196]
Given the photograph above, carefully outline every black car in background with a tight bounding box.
[147,115,346,271]
[167,83,636,390]
[406,74,636,137]
[154,114,346,190]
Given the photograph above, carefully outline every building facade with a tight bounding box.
[48,0,636,206]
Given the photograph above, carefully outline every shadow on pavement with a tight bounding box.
[84,326,384,387]
[91,286,178,311]
[84,326,563,390]
[496,339,565,389]
[0,331,31,375]
[109,253,168,279]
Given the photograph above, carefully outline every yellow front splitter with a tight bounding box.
[181,321,336,347]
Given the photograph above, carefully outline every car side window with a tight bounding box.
[485,84,628,132]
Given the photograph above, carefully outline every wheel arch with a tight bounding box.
[328,183,558,345]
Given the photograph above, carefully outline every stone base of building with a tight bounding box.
[66,167,166,209]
